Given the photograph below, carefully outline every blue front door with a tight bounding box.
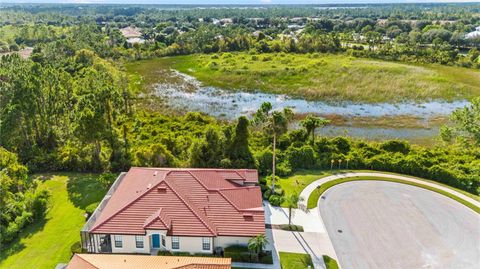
[152,234,160,248]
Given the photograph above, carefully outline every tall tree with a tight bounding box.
[254,102,293,190]
[189,127,223,168]
[441,97,480,146]
[227,116,256,168]
[300,114,330,144]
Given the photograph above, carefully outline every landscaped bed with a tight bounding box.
[224,245,273,264]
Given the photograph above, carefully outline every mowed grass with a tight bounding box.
[279,252,314,269]
[266,170,331,207]
[146,52,480,103]
[0,173,105,269]
[323,255,340,269]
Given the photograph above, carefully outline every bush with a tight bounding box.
[85,202,100,218]
[98,173,116,190]
[276,161,292,177]
[268,195,284,206]
[263,189,272,200]
[380,140,411,154]
[71,241,83,254]
[157,250,173,256]
[280,224,304,232]
[31,189,50,219]
[286,145,316,170]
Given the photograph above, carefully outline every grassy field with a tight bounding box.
[279,252,313,269]
[0,173,104,269]
[136,53,480,103]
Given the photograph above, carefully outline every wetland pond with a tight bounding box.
[148,69,469,145]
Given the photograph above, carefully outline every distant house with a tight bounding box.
[465,26,480,39]
[64,254,231,269]
[120,26,145,45]
[81,168,265,255]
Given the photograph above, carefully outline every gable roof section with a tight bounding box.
[66,254,231,269]
[89,168,264,237]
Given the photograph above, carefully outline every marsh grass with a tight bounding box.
[142,52,480,103]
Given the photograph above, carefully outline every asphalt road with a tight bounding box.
[319,181,480,269]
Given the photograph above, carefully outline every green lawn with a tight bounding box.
[279,252,313,269]
[131,53,480,103]
[0,173,105,269]
[266,170,331,207]
[323,255,339,269]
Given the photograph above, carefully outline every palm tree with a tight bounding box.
[254,102,293,190]
[248,234,269,262]
[285,193,304,226]
[300,114,330,144]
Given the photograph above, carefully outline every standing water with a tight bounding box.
[151,70,469,144]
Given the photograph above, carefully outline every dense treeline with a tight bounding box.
[0,147,49,247]
[0,50,132,172]
[1,3,479,67]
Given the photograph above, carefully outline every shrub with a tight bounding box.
[71,241,83,254]
[268,195,284,206]
[31,189,50,219]
[280,224,304,232]
[380,140,411,154]
[263,189,272,200]
[276,161,292,177]
[286,145,316,170]
[98,173,116,190]
[85,202,100,218]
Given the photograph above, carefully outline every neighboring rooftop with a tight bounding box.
[465,26,480,39]
[120,26,142,38]
[89,168,264,237]
[66,254,231,269]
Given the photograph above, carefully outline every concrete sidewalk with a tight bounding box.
[264,202,337,269]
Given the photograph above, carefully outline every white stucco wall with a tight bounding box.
[103,232,255,255]
[146,230,213,254]
[110,234,150,254]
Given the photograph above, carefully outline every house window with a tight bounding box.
[171,236,180,250]
[114,235,122,248]
[161,235,166,247]
[135,235,144,249]
[202,237,211,251]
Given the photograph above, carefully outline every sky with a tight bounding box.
[0,0,477,4]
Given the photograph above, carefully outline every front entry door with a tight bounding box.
[152,234,160,248]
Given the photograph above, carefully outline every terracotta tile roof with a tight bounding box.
[90,168,265,237]
[66,254,231,269]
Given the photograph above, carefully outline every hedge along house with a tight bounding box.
[81,167,265,255]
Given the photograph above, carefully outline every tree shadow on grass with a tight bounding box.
[65,173,106,210]
[0,217,48,263]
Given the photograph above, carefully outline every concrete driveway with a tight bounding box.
[319,181,480,269]
[264,203,337,269]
